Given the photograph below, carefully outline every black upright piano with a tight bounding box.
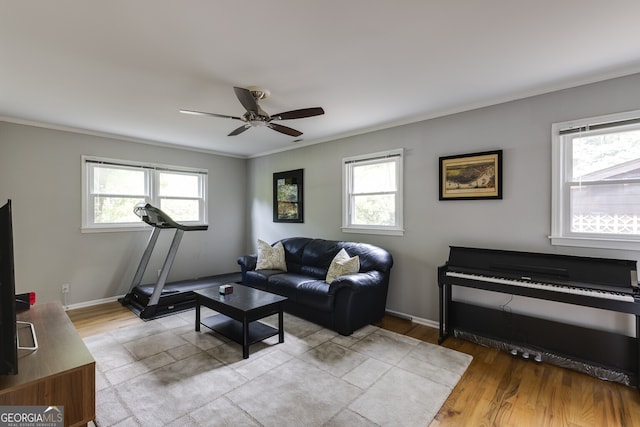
[438,246,640,388]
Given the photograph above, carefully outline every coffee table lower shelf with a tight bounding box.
[200,314,279,350]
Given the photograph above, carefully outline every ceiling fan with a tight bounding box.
[180,86,325,137]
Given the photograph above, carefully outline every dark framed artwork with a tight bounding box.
[439,150,503,200]
[273,169,304,222]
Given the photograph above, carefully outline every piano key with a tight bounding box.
[445,271,635,303]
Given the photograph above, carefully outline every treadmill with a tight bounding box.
[119,203,240,319]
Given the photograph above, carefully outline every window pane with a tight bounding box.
[353,162,396,193]
[94,197,145,223]
[93,166,146,195]
[572,129,640,180]
[353,194,395,225]
[160,199,200,222]
[159,172,200,197]
[570,182,640,234]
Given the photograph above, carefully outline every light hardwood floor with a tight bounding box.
[68,302,640,427]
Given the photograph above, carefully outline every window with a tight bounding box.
[342,149,404,236]
[551,110,640,250]
[82,156,207,231]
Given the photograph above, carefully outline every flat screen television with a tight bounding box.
[0,199,18,375]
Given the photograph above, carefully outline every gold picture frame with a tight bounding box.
[439,150,502,200]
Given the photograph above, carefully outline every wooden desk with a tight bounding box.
[0,302,95,426]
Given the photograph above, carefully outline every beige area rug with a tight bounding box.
[84,308,472,426]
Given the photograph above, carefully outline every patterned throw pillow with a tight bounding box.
[325,248,360,284]
[256,239,287,271]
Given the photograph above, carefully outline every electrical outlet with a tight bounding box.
[61,283,70,293]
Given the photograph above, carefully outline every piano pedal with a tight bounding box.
[509,348,542,362]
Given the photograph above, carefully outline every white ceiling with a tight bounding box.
[2,1,640,158]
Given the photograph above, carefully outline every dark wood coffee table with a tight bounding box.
[194,285,287,359]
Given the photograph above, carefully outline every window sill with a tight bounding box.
[341,226,404,236]
[81,225,151,233]
[549,235,640,251]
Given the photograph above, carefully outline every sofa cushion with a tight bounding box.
[244,269,282,291]
[299,239,341,278]
[268,273,314,301]
[256,239,287,271]
[268,273,334,311]
[280,238,309,274]
[338,241,392,273]
[326,248,360,283]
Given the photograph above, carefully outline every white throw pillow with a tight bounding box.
[326,248,360,283]
[256,239,287,271]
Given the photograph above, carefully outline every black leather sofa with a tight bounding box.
[237,237,393,335]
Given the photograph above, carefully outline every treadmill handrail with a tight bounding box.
[133,203,208,231]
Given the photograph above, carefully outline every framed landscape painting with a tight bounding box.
[273,169,304,222]
[439,150,502,200]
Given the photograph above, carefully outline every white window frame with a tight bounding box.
[550,110,640,250]
[342,148,404,236]
[81,156,208,232]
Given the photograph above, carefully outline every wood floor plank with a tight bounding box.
[68,303,640,426]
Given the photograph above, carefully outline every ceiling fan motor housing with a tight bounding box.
[247,86,270,100]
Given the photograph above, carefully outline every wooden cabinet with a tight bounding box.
[0,302,95,427]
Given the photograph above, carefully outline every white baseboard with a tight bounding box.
[63,295,125,311]
[384,309,439,329]
[62,297,440,332]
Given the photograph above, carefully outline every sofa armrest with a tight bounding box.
[328,271,384,295]
[329,270,390,335]
[237,255,257,273]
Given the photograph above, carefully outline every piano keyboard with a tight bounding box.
[446,271,635,303]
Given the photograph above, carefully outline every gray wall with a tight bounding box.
[246,73,640,335]
[0,122,246,305]
[2,73,639,335]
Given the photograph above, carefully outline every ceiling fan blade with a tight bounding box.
[271,107,325,121]
[233,87,259,114]
[179,109,243,121]
[228,124,251,136]
[268,123,303,137]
